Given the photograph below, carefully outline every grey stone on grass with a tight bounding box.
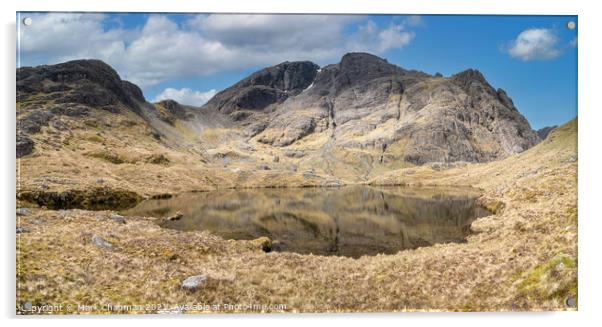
[91,235,115,250]
[181,274,208,291]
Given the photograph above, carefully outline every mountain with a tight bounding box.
[16,59,225,158]
[537,125,558,140]
[204,53,539,164]
[16,59,145,157]
[16,54,541,193]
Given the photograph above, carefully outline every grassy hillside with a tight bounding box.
[16,119,577,312]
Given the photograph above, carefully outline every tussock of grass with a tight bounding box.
[88,151,127,164]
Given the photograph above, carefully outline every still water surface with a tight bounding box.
[123,186,490,257]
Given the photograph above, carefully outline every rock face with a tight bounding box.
[17,59,144,111]
[16,60,147,158]
[211,52,539,164]
[203,61,320,118]
[537,125,558,140]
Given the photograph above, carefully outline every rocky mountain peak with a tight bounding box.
[17,59,145,112]
[230,53,540,164]
[203,60,320,115]
[333,52,405,90]
[16,59,148,157]
[339,52,401,74]
[451,68,490,90]
[240,61,320,91]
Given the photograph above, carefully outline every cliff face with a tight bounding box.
[203,61,320,116]
[16,60,145,158]
[17,59,145,112]
[216,53,539,164]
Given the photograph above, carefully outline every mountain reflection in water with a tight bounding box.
[122,186,490,258]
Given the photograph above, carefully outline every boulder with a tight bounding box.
[16,134,34,158]
[91,235,115,250]
[16,208,30,216]
[181,274,208,291]
[110,213,126,224]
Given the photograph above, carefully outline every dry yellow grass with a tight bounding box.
[16,112,577,313]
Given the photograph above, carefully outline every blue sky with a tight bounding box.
[17,13,577,129]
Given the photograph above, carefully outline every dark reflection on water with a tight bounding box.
[122,186,491,258]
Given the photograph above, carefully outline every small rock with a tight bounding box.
[167,212,183,221]
[16,208,30,216]
[181,274,208,291]
[58,210,72,219]
[16,226,30,234]
[91,235,115,250]
[556,262,566,271]
[285,150,305,158]
[566,297,577,307]
[111,213,126,224]
[273,156,280,163]
[96,178,105,184]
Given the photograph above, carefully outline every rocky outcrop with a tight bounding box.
[203,61,319,117]
[17,59,144,112]
[214,52,540,164]
[537,125,558,140]
[16,60,149,158]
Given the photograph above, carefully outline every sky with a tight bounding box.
[17,13,577,129]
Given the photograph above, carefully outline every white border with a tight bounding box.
[2,0,601,326]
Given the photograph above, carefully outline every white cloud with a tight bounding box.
[187,14,359,51]
[19,13,420,89]
[18,13,132,65]
[153,88,217,106]
[377,24,415,52]
[347,20,414,53]
[507,28,561,61]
